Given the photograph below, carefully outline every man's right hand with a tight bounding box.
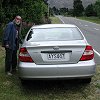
[5,44,9,48]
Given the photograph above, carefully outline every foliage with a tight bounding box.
[68,9,74,16]
[52,7,59,15]
[49,8,54,16]
[0,0,47,24]
[73,0,84,16]
[22,0,47,24]
[44,0,48,5]
[85,4,97,17]
[59,8,68,15]
[0,8,5,24]
[78,16,100,24]
[0,0,48,40]
[94,0,100,18]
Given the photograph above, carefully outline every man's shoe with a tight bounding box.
[12,69,17,74]
[7,72,12,76]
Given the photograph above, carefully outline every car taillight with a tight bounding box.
[19,47,33,62]
[80,45,94,61]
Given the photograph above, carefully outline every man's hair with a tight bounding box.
[15,16,22,20]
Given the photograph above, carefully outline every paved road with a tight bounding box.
[58,16,100,65]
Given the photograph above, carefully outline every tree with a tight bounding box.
[68,9,74,16]
[49,7,54,16]
[73,0,84,16]
[0,0,47,24]
[85,4,97,17]
[0,0,48,40]
[59,8,68,15]
[52,6,59,15]
[22,0,47,24]
[44,0,48,5]
[94,0,100,18]
[0,0,4,25]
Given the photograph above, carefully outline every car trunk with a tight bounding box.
[25,40,86,65]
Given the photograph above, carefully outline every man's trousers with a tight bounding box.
[5,48,17,73]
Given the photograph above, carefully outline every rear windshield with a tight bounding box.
[26,27,83,42]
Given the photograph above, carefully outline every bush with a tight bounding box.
[0,0,48,43]
[0,24,5,43]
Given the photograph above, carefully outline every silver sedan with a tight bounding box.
[18,24,96,83]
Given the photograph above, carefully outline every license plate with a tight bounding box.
[47,53,65,60]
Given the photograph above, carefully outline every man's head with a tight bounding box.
[14,16,22,25]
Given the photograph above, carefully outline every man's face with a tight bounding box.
[15,17,22,25]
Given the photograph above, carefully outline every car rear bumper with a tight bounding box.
[18,60,96,79]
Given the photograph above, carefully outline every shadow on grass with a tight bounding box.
[20,79,90,95]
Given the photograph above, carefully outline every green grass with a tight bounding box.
[0,45,100,100]
[77,16,100,24]
[51,16,100,24]
[50,17,62,24]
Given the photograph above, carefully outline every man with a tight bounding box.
[2,16,22,75]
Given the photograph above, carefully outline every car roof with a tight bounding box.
[31,24,77,29]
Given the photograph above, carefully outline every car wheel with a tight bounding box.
[81,78,91,84]
[20,79,28,85]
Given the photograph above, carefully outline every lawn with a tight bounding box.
[0,46,100,100]
[77,16,100,24]
[50,17,62,24]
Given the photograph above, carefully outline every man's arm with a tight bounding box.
[3,23,12,47]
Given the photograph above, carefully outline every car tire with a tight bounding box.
[81,78,91,84]
[20,79,28,85]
